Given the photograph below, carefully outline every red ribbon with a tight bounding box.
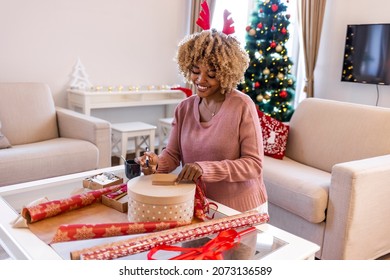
[147,227,255,260]
[194,177,218,220]
[171,86,193,97]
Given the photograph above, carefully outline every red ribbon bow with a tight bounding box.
[147,227,255,260]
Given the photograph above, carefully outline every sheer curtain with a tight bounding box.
[297,0,327,98]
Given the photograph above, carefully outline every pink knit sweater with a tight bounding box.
[157,89,267,212]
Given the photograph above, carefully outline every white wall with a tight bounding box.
[3,0,390,118]
[316,0,390,108]
[0,0,189,124]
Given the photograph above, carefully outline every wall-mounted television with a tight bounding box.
[341,23,390,85]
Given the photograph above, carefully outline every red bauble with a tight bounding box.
[257,22,263,29]
[271,4,278,12]
[271,25,276,31]
[279,90,288,98]
[281,27,287,34]
[259,9,263,13]
[270,41,277,48]
[286,14,291,19]
[255,82,260,88]
[246,25,251,32]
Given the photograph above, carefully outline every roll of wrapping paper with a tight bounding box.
[22,183,127,223]
[51,220,190,243]
[71,210,269,260]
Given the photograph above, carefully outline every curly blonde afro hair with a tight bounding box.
[175,29,249,95]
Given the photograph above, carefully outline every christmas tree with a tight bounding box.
[238,0,295,122]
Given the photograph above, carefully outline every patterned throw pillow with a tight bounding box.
[258,112,289,159]
[0,121,11,149]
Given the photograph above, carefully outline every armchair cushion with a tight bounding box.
[264,155,330,223]
[0,138,98,187]
[0,83,58,145]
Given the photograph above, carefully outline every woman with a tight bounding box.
[138,28,267,213]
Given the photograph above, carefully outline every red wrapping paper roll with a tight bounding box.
[22,183,126,223]
[71,211,269,260]
[51,220,190,243]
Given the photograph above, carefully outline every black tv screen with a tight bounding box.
[341,23,390,85]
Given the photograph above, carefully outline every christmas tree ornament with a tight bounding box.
[246,26,251,32]
[277,72,284,80]
[271,4,279,12]
[276,44,283,52]
[256,94,264,102]
[255,81,261,88]
[69,58,92,90]
[257,22,263,29]
[263,68,270,75]
[249,29,257,36]
[279,90,288,98]
[281,27,287,34]
[270,41,277,48]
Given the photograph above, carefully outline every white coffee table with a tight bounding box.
[0,166,319,260]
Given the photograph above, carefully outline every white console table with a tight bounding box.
[67,89,186,116]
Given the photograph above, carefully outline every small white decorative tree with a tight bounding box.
[69,58,92,89]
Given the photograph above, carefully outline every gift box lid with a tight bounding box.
[127,175,195,205]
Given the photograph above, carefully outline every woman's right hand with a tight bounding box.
[135,151,159,175]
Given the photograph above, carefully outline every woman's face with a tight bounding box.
[190,63,222,98]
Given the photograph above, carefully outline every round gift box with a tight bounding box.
[127,175,196,223]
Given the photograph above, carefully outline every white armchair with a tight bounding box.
[0,82,111,187]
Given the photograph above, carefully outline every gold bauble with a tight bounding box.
[249,29,256,36]
[263,68,270,75]
[277,72,284,80]
[276,44,283,52]
[288,79,293,85]
[264,94,271,100]
[256,94,264,102]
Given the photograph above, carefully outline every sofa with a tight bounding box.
[263,98,390,260]
[0,82,112,187]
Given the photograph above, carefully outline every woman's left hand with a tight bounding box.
[176,163,203,183]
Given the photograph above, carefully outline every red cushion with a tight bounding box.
[258,112,289,159]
